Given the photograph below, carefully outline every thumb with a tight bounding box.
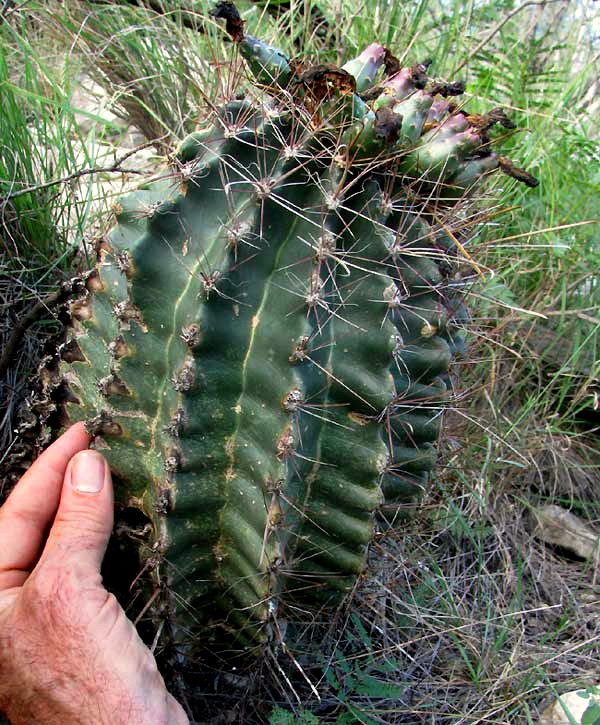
[41,449,114,574]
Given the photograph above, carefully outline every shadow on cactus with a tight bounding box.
[41,0,537,673]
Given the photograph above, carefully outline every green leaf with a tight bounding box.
[581,702,600,725]
[269,706,320,724]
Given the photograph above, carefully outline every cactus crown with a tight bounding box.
[48,1,537,660]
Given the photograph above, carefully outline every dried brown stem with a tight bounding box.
[0,279,85,380]
[1,141,158,203]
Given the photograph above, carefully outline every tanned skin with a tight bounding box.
[0,424,188,725]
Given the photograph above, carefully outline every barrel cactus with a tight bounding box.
[44,1,537,660]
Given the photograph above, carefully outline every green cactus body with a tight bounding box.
[53,4,537,656]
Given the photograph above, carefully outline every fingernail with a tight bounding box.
[69,450,107,494]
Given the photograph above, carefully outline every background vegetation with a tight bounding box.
[0,0,598,722]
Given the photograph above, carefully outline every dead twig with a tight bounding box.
[1,141,159,203]
[0,278,86,380]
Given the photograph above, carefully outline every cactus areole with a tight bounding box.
[47,2,537,656]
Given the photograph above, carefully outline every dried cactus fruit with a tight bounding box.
[47,2,538,658]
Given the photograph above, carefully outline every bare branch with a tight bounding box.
[1,140,160,203]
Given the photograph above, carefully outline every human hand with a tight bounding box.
[0,423,188,725]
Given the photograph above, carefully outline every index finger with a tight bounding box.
[0,423,90,590]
